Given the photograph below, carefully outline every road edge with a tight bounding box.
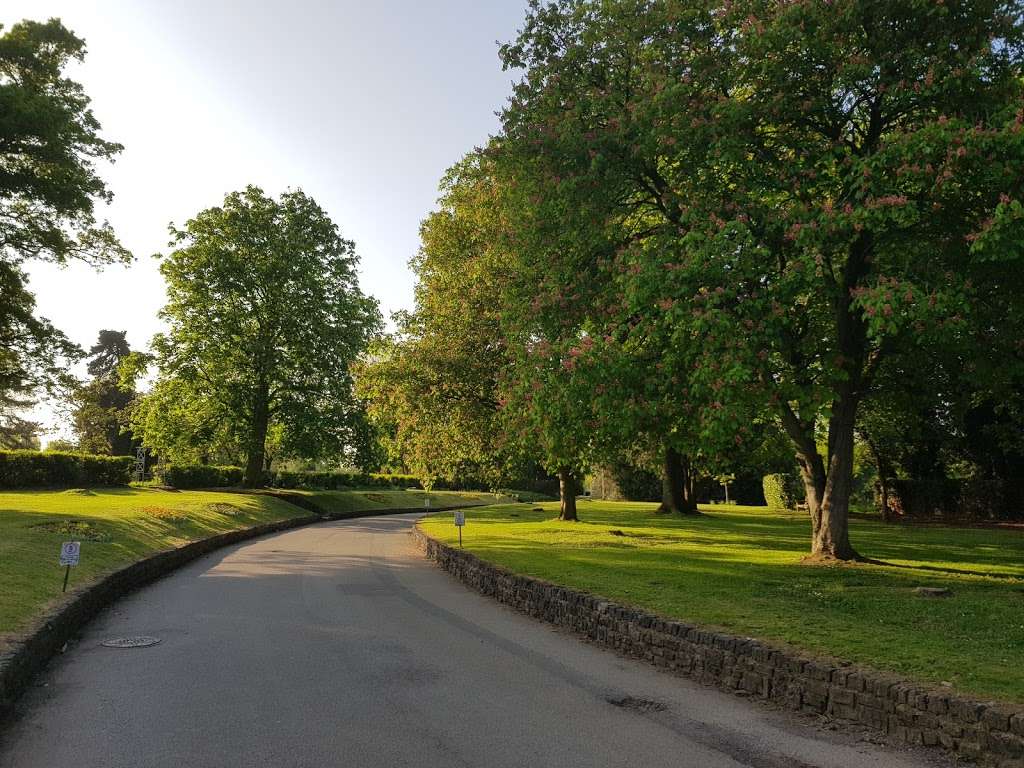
[0,498,466,722]
[412,524,1024,768]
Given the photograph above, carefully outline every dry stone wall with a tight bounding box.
[414,527,1024,768]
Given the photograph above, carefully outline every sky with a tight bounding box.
[4,0,528,441]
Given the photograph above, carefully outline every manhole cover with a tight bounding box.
[101,636,161,649]
[607,695,668,713]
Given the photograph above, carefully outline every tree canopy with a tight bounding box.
[136,186,382,485]
[71,330,137,455]
[487,0,1024,557]
[0,18,129,443]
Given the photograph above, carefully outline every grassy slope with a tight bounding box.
[0,486,489,640]
[420,501,1024,704]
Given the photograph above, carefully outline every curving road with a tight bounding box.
[0,514,946,768]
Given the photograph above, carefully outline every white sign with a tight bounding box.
[424,497,430,509]
[60,541,81,567]
[454,510,466,527]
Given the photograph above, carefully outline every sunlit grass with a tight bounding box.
[420,501,1024,704]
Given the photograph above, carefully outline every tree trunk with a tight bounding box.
[658,445,698,514]
[782,400,859,561]
[795,450,826,524]
[242,388,270,488]
[815,397,859,560]
[558,467,578,521]
[863,433,893,522]
[878,478,891,522]
[682,456,699,514]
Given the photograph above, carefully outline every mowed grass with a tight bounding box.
[420,501,1024,705]
[0,486,490,641]
[293,488,508,515]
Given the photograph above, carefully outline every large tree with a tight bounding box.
[498,0,1024,559]
[0,18,129,436]
[145,186,381,486]
[357,156,515,488]
[71,330,137,455]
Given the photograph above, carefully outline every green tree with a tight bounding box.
[44,438,76,452]
[0,413,41,449]
[0,18,129,438]
[86,330,132,378]
[357,156,524,490]
[71,330,137,455]
[145,186,381,486]
[131,376,242,465]
[498,0,1024,558]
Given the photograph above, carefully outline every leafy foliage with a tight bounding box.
[269,471,422,491]
[0,449,132,488]
[156,464,244,490]
[762,474,803,511]
[137,186,382,485]
[493,0,1024,557]
[356,156,523,489]
[85,330,131,379]
[0,19,129,442]
[72,330,138,455]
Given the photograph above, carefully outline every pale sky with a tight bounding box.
[4,0,526,440]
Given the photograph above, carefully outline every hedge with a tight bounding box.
[269,471,421,490]
[156,464,244,489]
[762,473,803,510]
[154,463,548,494]
[887,476,1024,521]
[0,450,134,489]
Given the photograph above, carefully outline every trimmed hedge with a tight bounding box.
[0,450,134,489]
[155,465,432,491]
[157,464,244,489]
[269,471,421,490]
[762,473,802,510]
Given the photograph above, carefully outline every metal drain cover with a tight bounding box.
[101,636,161,649]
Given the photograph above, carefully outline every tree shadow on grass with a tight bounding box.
[860,557,1024,581]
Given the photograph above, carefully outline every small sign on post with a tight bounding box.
[424,497,430,509]
[454,510,465,547]
[60,541,80,592]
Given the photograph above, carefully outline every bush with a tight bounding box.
[888,476,1024,521]
[0,450,134,489]
[268,470,422,490]
[158,464,244,489]
[762,473,802,510]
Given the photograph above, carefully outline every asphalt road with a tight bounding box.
[0,514,947,768]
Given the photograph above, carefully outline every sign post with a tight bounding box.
[454,510,465,548]
[59,541,80,592]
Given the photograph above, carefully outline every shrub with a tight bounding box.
[888,476,1024,521]
[0,450,133,489]
[268,470,422,490]
[158,464,244,489]
[762,473,802,510]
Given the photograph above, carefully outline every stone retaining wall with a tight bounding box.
[414,527,1024,767]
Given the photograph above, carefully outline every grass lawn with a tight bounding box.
[419,501,1024,705]
[0,486,489,642]
[292,488,508,515]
